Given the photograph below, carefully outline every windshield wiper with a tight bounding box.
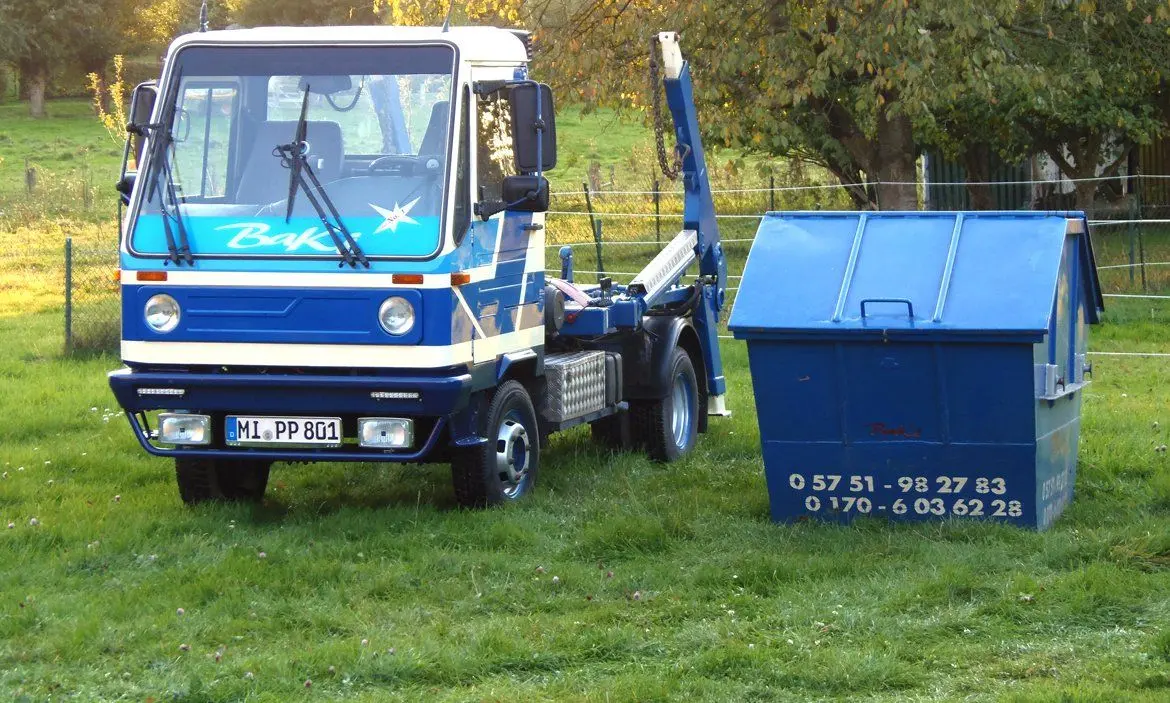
[275,88,369,269]
[145,69,193,266]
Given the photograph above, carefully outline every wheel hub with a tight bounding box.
[495,415,530,497]
[671,373,693,448]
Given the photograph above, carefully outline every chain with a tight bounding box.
[649,37,681,181]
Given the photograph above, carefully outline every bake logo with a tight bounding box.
[217,200,423,252]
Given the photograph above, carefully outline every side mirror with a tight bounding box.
[502,175,550,211]
[116,173,136,205]
[509,83,556,174]
[126,81,158,169]
[476,175,550,220]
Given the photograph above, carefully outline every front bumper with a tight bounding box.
[108,367,474,462]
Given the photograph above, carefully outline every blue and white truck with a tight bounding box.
[108,26,729,507]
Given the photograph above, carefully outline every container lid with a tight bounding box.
[728,211,1102,341]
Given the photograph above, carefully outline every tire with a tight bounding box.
[590,411,635,450]
[451,380,540,508]
[175,458,271,505]
[634,347,699,462]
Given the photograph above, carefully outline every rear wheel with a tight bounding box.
[633,347,698,462]
[451,380,540,508]
[175,458,271,505]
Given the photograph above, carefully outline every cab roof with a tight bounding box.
[168,26,529,65]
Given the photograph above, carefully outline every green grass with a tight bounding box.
[3,302,1170,700]
[0,100,123,223]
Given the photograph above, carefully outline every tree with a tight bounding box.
[539,1,1037,210]
[0,0,142,117]
[226,0,382,27]
[0,0,88,116]
[226,0,525,28]
[1005,2,1170,213]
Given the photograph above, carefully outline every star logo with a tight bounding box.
[370,197,421,234]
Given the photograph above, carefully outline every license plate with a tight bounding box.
[226,416,342,446]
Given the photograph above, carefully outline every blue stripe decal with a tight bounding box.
[460,213,542,338]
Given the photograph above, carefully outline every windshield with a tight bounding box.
[130,44,456,260]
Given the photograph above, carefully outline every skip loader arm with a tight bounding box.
[656,31,729,413]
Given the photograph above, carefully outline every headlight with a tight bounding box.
[144,294,180,333]
[379,296,415,335]
[158,413,210,445]
[358,418,414,448]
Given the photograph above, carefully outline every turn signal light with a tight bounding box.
[392,274,424,285]
[137,271,168,282]
[450,272,471,286]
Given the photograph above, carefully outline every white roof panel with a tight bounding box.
[169,26,528,64]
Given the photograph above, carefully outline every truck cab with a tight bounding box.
[109,27,728,507]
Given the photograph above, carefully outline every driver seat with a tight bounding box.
[235,120,344,204]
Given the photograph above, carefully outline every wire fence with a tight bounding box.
[6,172,1170,354]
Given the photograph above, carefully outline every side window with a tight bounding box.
[452,87,471,241]
[172,84,237,199]
[476,92,516,201]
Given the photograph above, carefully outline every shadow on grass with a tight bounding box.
[247,460,460,521]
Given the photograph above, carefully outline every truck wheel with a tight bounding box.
[451,380,540,508]
[175,458,271,505]
[590,411,635,450]
[634,347,698,462]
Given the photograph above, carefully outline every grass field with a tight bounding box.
[4,97,1170,700]
[3,299,1170,701]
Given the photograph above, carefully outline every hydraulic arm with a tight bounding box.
[647,31,729,413]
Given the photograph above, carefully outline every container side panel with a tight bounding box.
[746,342,841,442]
[941,344,1035,443]
[1052,241,1074,381]
[1034,393,1083,530]
[840,342,941,442]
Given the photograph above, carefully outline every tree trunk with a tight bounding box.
[27,63,48,118]
[962,144,994,210]
[17,59,32,101]
[1073,180,1097,216]
[821,159,876,209]
[872,112,918,210]
[1046,144,1102,216]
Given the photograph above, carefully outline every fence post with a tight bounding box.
[64,237,73,354]
[769,172,776,212]
[593,220,605,280]
[582,183,603,279]
[1128,196,1137,286]
[1139,224,1148,293]
[653,179,661,246]
[25,158,36,195]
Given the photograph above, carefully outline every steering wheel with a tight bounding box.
[367,155,418,176]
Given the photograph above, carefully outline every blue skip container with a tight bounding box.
[729,212,1103,529]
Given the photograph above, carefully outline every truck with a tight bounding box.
[107,25,730,507]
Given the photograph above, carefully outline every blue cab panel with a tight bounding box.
[729,211,1103,530]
